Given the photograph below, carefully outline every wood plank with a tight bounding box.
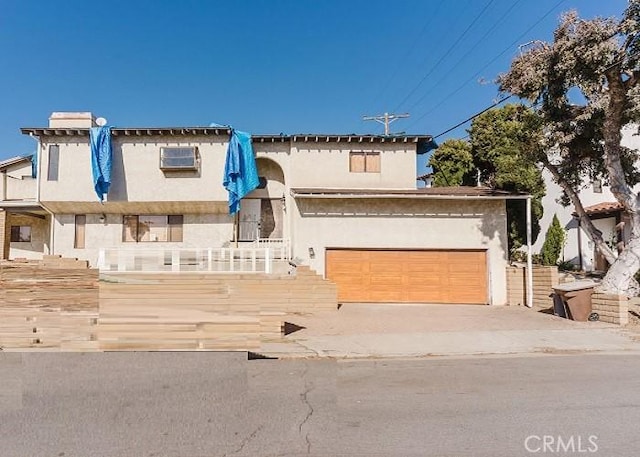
[327,249,488,304]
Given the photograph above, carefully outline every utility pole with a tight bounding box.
[362,112,410,135]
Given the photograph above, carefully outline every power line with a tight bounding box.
[392,0,497,113]
[446,98,543,143]
[432,95,512,139]
[369,0,446,112]
[408,0,568,131]
[403,0,525,116]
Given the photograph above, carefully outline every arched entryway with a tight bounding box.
[239,158,286,241]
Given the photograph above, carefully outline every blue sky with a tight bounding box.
[0,0,629,174]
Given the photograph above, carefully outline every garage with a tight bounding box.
[325,249,488,304]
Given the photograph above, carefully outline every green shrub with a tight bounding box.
[557,260,576,271]
[540,214,566,266]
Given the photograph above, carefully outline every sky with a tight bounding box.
[0,0,630,175]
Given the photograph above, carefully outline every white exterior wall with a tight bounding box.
[1,161,35,201]
[536,124,640,270]
[291,198,509,305]
[533,168,616,269]
[288,142,417,189]
[52,213,234,266]
[38,137,420,204]
[39,136,230,203]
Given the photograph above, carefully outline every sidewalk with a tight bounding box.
[259,304,640,359]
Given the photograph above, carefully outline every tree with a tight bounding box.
[498,1,640,295]
[428,139,474,186]
[469,104,546,255]
[540,214,566,266]
[428,105,546,256]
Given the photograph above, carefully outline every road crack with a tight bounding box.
[298,364,315,454]
[224,424,264,456]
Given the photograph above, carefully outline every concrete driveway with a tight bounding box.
[260,304,640,359]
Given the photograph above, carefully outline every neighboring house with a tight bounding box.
[7,111,521,305]
[0,154,48,260]
[535,124,640,271]
[416,172,434,188]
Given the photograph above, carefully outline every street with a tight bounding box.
[1,352,639,456]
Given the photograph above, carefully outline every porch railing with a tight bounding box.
[97,247,272,274]
[252,238,291,261]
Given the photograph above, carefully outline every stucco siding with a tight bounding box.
[536,125,640,270]
[53,213,234,266]
[534,167,620,268]
[2,161,35,201]
[39,136,231,203]
[291,198,508,305]
[8,214,49,260]
[288,143,417,189]
[38,137,420,204]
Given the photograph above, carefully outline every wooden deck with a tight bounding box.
[0,259,337,351]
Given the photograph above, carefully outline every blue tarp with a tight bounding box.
[417,138,438,155]
[89,126,112,201]
[223,129,259,215]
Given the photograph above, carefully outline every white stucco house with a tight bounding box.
[534,124,640,272]
[0,112,526,305]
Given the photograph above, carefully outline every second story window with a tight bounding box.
[593,178,603,193]
[47,145,59,181]
[160,147,198,171]
[350,152,380,173]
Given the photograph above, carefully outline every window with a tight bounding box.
[47,145,59,181]
[593,179,603,193]
[74,215,86,249]
[160,147,197,170]
[10,226,31,242]
[349,152,380,173]
[122,215,183,242]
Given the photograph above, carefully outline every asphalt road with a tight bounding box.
[1,352,639,457]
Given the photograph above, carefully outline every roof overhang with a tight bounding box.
[21,128,432,144]
[38,200,229,215]
[290,187,529,200]
[0,155,33,170]
[0,201,43,211]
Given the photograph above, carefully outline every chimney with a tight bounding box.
[48,112,96,128]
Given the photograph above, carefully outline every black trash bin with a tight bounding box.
[552,281,596,321]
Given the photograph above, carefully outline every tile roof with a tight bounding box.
[582,201,623,215]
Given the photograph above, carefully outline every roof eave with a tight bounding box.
[290,190,529,200]
[21,127,431,143]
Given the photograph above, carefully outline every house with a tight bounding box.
[3,111,522,305]
[0,154,46,260]
[534,124,640,271]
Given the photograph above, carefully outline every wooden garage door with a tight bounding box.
[325,249,488,304]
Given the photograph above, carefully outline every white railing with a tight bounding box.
[97,247,272,274]
[252,238,291,260]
